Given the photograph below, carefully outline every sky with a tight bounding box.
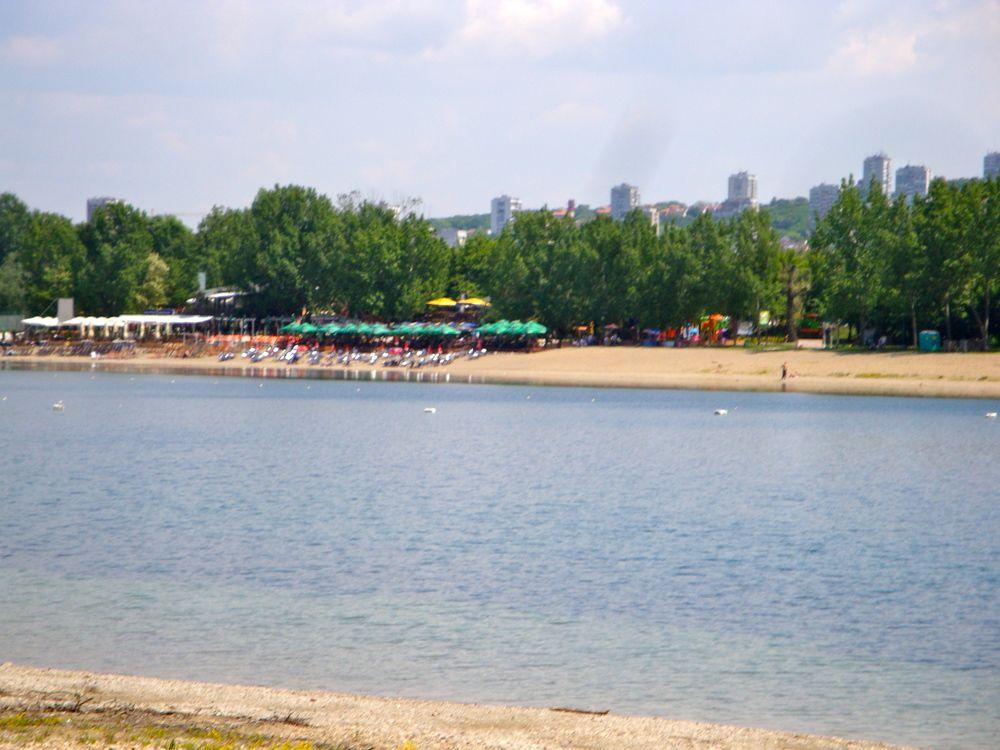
[1,0,998,222]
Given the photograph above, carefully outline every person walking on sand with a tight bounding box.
[781,362,788,381]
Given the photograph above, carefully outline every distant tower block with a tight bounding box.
[610,183,640,220]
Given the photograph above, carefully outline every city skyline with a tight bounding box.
[2,1,998,221]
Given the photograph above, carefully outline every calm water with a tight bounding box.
[1,369,997,749]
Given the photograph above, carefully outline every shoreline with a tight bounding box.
[0,664,914,750]
[3,348,1000,399]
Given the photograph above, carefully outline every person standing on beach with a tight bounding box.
[781,362,788,380]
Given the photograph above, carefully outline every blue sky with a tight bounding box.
[1,0,998,222]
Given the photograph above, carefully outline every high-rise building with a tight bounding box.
[717,172,758,217]
[490,195,521,235]
[809,183,839,219]
[895,165,932,202]
[610,183,640,220]
[860,153,892,196]
[86,196,121,221]
[985,152,1000,179]
[727,171,758,204]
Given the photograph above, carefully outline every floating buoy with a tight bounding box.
[52,401,65,412]
[714,409,728,416]
[424,407,437,414]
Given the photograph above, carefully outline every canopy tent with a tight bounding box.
[21,317,61,327]
[63,316,127,328]
[120,315,212,325]
[478,319,546,336]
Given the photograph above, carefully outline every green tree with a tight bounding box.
[0,193,31,264]
[77,202,155,314]
[955,177,1000,346]
[0,253,26,312]
[148,215,198,304]
[811,181,885,338]
[19,212,86,313]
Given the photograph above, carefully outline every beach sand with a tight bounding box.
[5,347,1000,399]
[0,664,914,750]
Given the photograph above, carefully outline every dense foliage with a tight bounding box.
[1,178,997,345]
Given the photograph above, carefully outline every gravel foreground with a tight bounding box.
[0,665,914,750]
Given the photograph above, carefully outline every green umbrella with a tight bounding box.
[299,323,318,334]
[371,323,392,336]
[439,324,460,336]
[279,322,299,333]
[323,323,342,335]
[525,321,547,335]
[339,322,359,335]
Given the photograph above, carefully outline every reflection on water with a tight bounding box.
[0,370,997,750]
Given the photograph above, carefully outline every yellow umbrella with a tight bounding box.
[457,297,491,307]
[426,297,457,307]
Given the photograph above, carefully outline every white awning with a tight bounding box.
[21,316,61,327]
[120,314,213,325]
[62,316,126,327]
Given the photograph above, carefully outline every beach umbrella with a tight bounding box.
[438,324,460,336]
[426,297,457,307]
[338,322,359,335]
[279,322,300,333]
[457,297,490,307]
[525,321,547,335]
[371,323,392,336]
[299,323,318,334]
[322,323,342,335]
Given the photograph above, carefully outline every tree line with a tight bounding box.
[0,178,997,345]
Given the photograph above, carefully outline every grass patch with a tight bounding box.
[0,714,64,730]
[0,710,347,750]
[854,372,901,379]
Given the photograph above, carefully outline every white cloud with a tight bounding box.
[1,35,60,65]
[205,0,454,64]
[828,29,919,75]
[447,0,624,58]
[541,100,605,125]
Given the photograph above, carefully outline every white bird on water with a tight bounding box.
[714,409,728,416]
[52,401,65,412]
[424,407,437,414]
[987,412,998,419]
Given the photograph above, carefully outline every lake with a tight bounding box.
[0,368,997,749]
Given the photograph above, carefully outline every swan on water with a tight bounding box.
[714,409,728,416]
[52,401,64,412]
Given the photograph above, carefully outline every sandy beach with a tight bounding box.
[5,347,1000,399]
[0,664,914,750]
